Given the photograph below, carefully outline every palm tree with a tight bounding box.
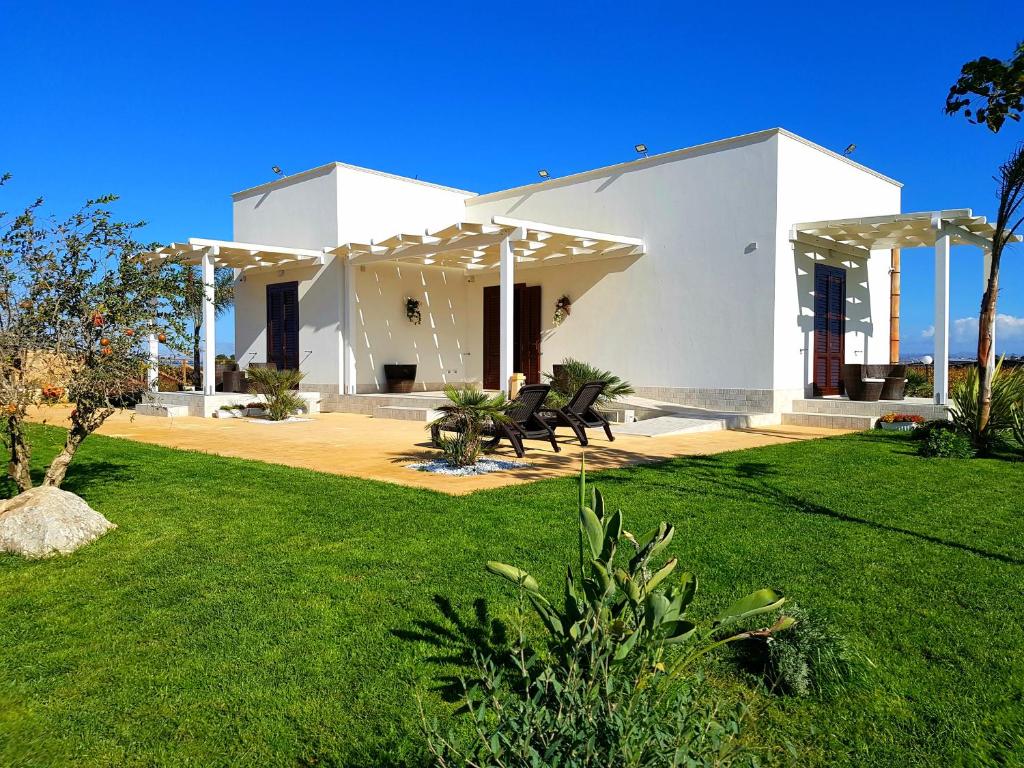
[544,358,634,409]
[428,386,509,467]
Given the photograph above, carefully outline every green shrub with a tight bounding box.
[1014,404,1024,453]
[905,367,931,397]
[245,367,305,420]
[919,428,975,459]
[544,358,634,409]
[732,603,859,698]
[912,419,958,441]
[423,461,792,766]
[949,359,1024,452]
[429,386,508,467]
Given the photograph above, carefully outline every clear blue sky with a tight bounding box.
[2,0,1022,356]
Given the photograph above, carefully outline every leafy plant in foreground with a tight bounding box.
[422,459,793,767]
[245,367,305,420]
[731,603,862,698]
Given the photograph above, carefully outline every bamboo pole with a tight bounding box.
[890,248,901,364]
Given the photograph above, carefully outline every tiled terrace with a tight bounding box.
[32,406,850,495]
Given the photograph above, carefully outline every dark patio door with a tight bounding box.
[813,264,845,396]
[483,284,541,390]
[266,281,299,370]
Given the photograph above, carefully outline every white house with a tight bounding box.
[143,128,1005,420]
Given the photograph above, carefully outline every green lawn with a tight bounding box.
[1,425,1022,767]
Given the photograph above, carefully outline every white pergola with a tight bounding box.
[139,238,324,395]
[791,209,1020,404]
[325,216,645,394]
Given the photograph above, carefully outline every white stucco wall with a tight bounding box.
[232,165,344,387]
[463,132,780,395]
[774,134,901,399]
[231,163,474,390]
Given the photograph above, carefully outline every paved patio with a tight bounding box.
[31,406,851,495]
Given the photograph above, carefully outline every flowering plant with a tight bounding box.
[406,297,422,325]
[553,295,572,325]
[879,413,925,424]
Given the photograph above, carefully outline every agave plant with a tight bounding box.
[949,357,1024,452]
[486,457,792,670]
[428,386,508,467]
[1012,403,1024,452]
[245,367,306,421]
[544,358,634,409]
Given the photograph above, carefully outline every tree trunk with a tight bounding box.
[6,416,32,493]
[192,331,202,390]
[976,258,1000,436]
[42,409,113,488]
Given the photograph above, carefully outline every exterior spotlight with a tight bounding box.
[635,144,648,157]
[843,144,856,156]
[538,169,549,178]
[271,165,283,176]
[921,355,933,365]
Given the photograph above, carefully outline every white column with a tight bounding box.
[983,249,996,368]
[147,333,159,392]
[201,247,217,397]
[343,260,357,394]
[498,233,515,394]
[933,230,950,405]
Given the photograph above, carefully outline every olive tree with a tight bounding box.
[0,178,180,491]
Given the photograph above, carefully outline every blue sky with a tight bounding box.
[2,0,1022,356]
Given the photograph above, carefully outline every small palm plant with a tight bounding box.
[545,358,634,409]
[429,386,508,467]
[245,367,305,421]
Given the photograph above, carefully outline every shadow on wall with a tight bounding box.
[235,263,324,368]
[793,243,874,396]
[355,264,469,392]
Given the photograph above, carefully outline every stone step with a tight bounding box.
[781,412,875,430]
[374,405,443,422]
[135,403,190,418]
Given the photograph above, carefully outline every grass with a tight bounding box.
[1,425,1022,766]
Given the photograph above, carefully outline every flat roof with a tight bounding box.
[231,161,477,200]
[231,127,902,204]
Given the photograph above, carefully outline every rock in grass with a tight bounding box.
[0,486,115,558]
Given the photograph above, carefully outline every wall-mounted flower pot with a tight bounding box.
[384,364,417,394]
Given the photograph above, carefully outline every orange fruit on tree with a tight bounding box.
[100,338,110,347]
[124,328,135,337]
[157,333,166,343]
[101,347,113,357]
[6,403,17,415]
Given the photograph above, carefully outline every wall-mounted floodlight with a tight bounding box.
[635,144,648,157]
[843,144,856,156]
[538,169,549,178]
[271,165,283,175]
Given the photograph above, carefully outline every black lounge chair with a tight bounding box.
[541,380,614,446]
[430,383,559,458]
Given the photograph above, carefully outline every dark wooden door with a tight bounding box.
[266,281,300,370]
[813,265,845,396]
[483,284,542,389]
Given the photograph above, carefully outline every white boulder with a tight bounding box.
[0,485,116,558]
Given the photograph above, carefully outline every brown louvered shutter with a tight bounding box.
[483,285,500,390]
[812,265,845,395]
[267,281,300,371]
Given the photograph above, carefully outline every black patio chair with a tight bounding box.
[430,383,559,458]
[541,380,614,446]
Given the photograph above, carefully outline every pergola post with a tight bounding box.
[147,332,159,392]
[201,246,218,396]
[498,232,516,394]
[933,225,950,405]
[343,260,357,394]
